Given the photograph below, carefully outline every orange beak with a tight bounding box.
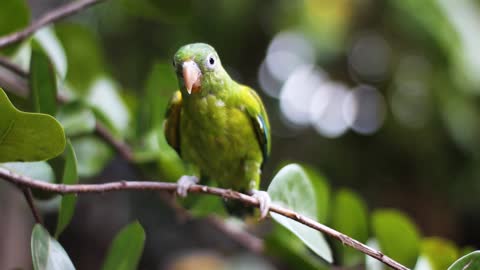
[182,60,202,94]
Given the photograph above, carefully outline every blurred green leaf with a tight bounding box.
[418,237,458,270]
[0,161,54,181]
[0,160,57,200]
[0,0,30,55]
[72,136,113,178]
[0,88,65,162]
[303,165,330,223]
[86,76,130,136]
[55,23,104,94]
[142,61,177,132]
[56,102,96,137]
[31,224,75,270]
[189,195,227,217]
[101,221,146,270]
[331,189,368,267]
[30,44,58,116]
[33,27,67,79]
[55,141,78,238]
[448,251,480,270]
[265,223,329,270]
[372,209,421,268]
[267,163,332,263]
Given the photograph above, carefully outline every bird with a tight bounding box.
[164,43,271,218]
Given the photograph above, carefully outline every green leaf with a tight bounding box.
[0,0,30,55]
[419,237,458,270]
[331,189,368,266]
[86,76,130,136]
[0,161,54,181]
[265,223,329,270]
[101,221,146,270]
[0,88,65,162]
[448,251,480,270]
[267,164,333,263]
[30,44,58,116]
[56,102,96,137]
[71,136,113,178]
[142,61,177,132]
[189,195,227,217]
[55,23,104,95]
[31,224,75,270]
[372,209,421,268]
[303,165,330,223]
[55,141,78,238]
[33,27,67,79]
[0,160,57,200]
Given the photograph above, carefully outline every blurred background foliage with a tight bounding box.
[2,0,480,269]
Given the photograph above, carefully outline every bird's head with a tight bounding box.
[173,43,229,96]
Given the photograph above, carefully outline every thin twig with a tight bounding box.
[94,122,134,162]
[0,57,28,78]
[21,188,43,225]
[0,0,106,49]
[0,167,409,270]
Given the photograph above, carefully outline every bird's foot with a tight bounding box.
[176,175,199,197]
[251,190,271,219]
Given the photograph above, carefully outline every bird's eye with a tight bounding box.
[206,54,216,69]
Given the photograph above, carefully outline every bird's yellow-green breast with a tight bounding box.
[164,43,270,192]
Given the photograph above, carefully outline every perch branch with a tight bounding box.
[0,167,409,270]
[0,0,106,49]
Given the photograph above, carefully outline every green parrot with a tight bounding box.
[164,43,271,218]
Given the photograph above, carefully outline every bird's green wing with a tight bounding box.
[239,85,271,164]
[164,90,182,156]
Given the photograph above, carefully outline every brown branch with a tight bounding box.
[0,0,106,49]
[21,187,43,225]
[0,167,409,270]
[0,57,28,78]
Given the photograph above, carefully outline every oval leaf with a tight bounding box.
[448,251,480,270]
[372,209,421,268]
[0,88,65,162]
[31,224,75,270]
[71,136,112,178]
[30,44,58,116]
[332,189,368,266]
[267,164,333,263]
[101,221,146,270]
[55,141,78,238]
[0,161,54,181]
[419,237,458,270]
[55,23,104,94]
[56,102,96,137]
[33,27,67,79]
[303,165,330,223]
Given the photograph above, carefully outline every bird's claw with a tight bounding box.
[251,190,271,219]
[176,175,199,197]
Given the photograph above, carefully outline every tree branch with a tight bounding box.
[21,187,43,225]
[0,167,409,270]
[0,0,106,49]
